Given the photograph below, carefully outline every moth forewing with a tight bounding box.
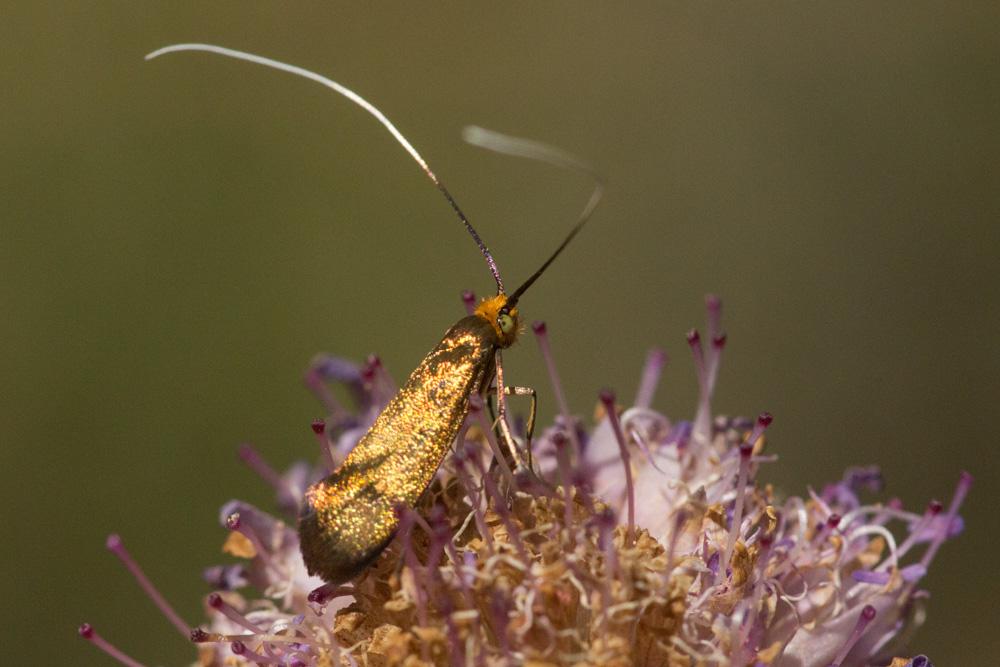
[299,315,500,584]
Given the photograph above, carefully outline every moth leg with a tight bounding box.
[496,399,551,487]
[484,386,535,451]
[503,385,537,470]
[491,349,521,466]
[490,352,554,495]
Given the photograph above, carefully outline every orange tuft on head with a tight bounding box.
[474,294,520,348]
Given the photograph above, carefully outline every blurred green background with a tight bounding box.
[3,3,997,665]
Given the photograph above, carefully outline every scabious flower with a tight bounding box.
[80,296,967,666]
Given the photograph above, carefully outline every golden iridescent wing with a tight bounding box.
[299,315,498,583]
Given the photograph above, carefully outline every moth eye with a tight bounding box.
[498,313,515,335]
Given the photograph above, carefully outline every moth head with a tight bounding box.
[475,294,520,348]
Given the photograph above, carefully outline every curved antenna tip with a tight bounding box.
[142,42,506,293]
[463,126,604,305]
[145,43,216,62]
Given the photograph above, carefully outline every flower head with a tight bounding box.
[80,296,966,666]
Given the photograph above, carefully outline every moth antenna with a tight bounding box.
[145,43,505,293]
[462,126,604,305]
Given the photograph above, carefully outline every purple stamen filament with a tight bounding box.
[225,513,280,575]
[105,534,189,638]
[470,449,530,562]
[533,320,581,456]
[395,506,429,629]
[310,419,337,471]
[78,624,148,667]
[307,582,352,606]
[231,640,285,664]
[237,443,298,502]
[716,412,771,587]
[467,393,515,487]
[453,441,496,554]
[303,365,345,421]
[553,433,577,542]
[208,592,264,633]
[461,289,477,316]
[919,471,972,571]
[600,389,635,546]
[634,347,666,409]
[829,604,877,666]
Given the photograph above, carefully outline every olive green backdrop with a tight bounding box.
[3,3,997,665]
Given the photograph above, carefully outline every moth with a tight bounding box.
[146,44,601,585]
